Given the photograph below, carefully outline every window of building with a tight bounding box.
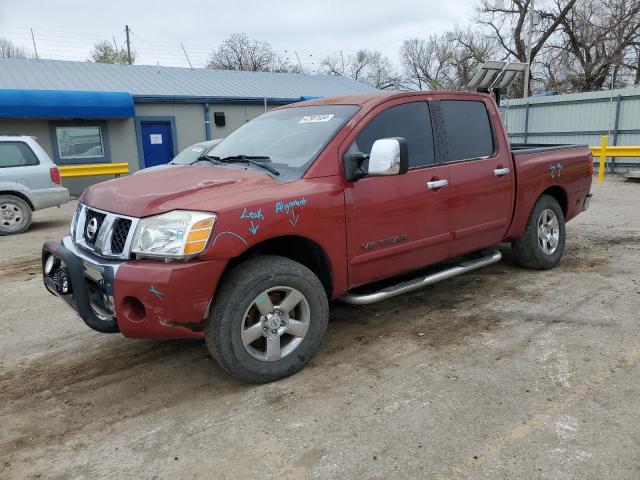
[0,142,39,168]
[352,102,435,169]
[55,126,105,160]
[440,100,494,162]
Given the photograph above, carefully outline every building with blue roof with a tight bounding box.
[0,58,376,193]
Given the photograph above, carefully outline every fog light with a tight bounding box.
[52,268,72,295]
[44,255,56,275]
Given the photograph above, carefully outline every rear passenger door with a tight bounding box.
[344,100,451,287]
[435,98,514,257]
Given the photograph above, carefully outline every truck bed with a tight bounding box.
[510,143,587,156]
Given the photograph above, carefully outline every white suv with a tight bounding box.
[0,135,70,235]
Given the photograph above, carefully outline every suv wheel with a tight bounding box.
[512,194,565,270]
[205,255,329,383]
[0,195,32,235]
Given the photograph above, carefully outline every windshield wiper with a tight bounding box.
[208,155,280,176]
[191,155,223,166]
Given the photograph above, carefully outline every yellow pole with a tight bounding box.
[597,135,607,184]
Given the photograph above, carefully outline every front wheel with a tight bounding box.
[205,256,329,383]
[511,194,565,270]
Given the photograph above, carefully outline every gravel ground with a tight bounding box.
[1,176,639,480]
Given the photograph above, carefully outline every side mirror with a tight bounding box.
[367,137,409,177]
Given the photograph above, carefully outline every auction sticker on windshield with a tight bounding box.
[299,114,335,123]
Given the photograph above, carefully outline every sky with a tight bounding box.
[0,0,475,72]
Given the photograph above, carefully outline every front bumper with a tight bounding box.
[43,237,119,333]
[43,236,226,339]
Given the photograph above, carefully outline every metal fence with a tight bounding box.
[500,86,640,171]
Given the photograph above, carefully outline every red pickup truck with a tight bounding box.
[42,91,593,383]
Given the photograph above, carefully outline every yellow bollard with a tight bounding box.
[598,135,607,184]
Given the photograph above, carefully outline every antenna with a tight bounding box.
[181,43,193,69]
[30,28,39,61]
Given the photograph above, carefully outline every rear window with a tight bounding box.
[441,100,494,162]
[0,142,39,168]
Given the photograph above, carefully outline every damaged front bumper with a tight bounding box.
[42,236,226,339]
[42,237,120,333]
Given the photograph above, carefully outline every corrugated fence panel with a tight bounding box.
[529,101,615,133]
[618,96,640,131]
[499,87,640,171]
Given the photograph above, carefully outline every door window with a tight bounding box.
[351,102,435,169]
[0,142,39,168]
[440,100,494,162]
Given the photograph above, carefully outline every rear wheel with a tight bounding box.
[0,195,32,235]
[205,255,329,383]
[512,194,565,270]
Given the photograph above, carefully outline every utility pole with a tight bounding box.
[125,25,132,65]
[523,0,535,97]
[30,28,39,61]
[340,50,345,74]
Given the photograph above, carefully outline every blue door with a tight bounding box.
[140,122,174,168]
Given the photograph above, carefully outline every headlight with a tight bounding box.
[131,210,216,260]
[70,202,82,238]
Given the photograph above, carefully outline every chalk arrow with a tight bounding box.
[249,220,259,235]
[288,209,299,227]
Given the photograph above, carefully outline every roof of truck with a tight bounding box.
[292,90,491,108]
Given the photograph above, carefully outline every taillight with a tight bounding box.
[50,166,61,185]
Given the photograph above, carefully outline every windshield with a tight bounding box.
[207,105,358,178]
[171,144,209,165]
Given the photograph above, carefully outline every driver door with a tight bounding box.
[343,100,451,288]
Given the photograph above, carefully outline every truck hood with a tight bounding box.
[81,165,281,217]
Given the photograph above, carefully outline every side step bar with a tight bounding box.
[338,249,502,305]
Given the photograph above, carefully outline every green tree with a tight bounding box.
[89,40,135,65]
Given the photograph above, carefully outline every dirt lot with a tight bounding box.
[1,176,639,480]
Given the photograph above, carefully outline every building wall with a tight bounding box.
[206,103,272,139]
[0,101,281,197]
[0,117,138,195]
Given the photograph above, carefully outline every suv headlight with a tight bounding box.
[131,210,216,260]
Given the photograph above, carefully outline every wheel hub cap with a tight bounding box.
[1,203,23,226]
[241,287,311,362]
[537,208,560,255]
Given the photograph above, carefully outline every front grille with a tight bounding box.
[74,204,138,259]
[110,218,132,254]
[84,209,107,245]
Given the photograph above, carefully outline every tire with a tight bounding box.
[511,194,565,270]
[205,255,329,383]
[0,195,32,236]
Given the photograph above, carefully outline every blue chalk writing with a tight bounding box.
[549,162,564,178]
[240,207,264,220]
[288,209,299,227]
[249,220,259,235]
[275,197,307,214]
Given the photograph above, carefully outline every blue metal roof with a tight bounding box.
[0,89,134,119]
[0,58,377,101]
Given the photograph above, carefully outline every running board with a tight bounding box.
[338,249,502,305]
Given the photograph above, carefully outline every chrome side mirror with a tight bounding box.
[367,137,409,177]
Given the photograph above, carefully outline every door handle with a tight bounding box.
[426,179,448,189]
[494,167,511,177]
